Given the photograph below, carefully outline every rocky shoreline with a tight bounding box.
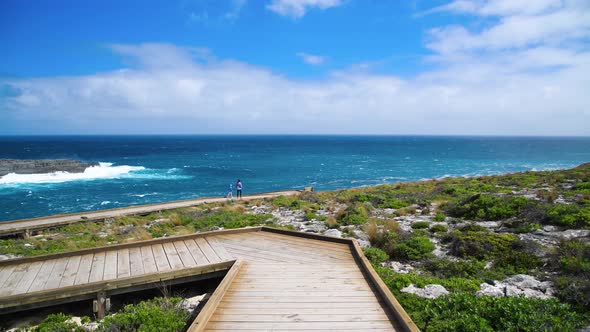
[0,159,99,176]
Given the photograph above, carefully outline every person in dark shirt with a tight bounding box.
[236,179,243,199]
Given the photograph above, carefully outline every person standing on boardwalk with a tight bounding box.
[236,179,243,199]
[227,183,233,200]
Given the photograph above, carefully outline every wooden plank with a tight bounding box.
[173,240,197,268]
[74,253,94,285]
[195,238,221,264]
[220,242,326,264]
[89,252,106,283]
[151,244,171,271]
[216,302,386,309]
[218,297,381,304]
[27,260,56,293]
[188,259,243,332]
[117,249,131,278]
[206,237,233,261]
[0,263,31,296]
[140,245,157,274]
[0,265,17,288]
[162,242,184,270]
[129,247,145,276]
[59,256,82,287]
[185,239,209,265]
[103,251,118,280]
[204,321,394,330]
[10,262,43,296]
[224,249,286,264]
[43,258,68,290]
[210,313,390,322]
[224,290,376,298]
[213,307,385,315]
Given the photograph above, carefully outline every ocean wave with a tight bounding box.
[0,162,146,184]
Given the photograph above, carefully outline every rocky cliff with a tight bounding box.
[0,159,99,176]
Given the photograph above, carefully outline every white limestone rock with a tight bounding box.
[401,284,449,299]
[323,229,342,238]
[477,283,505,297]
[182,294,208,314]
[382,261,415,274]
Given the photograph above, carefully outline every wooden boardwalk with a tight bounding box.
[0,228,418,331]
[0,190,299,236]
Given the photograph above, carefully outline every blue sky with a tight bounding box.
[1,0,589,135]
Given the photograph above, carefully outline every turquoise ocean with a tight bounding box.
[1,135,589,222]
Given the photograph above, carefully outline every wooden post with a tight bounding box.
[94,291,107,319]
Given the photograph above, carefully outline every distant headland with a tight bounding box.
[0,159,99,176]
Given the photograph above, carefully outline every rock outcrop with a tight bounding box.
[0,159,99,176]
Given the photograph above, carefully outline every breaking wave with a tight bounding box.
[0,162,150,184]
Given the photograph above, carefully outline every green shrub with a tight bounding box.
[378,198,409,209]
[433,212,446,222]
[98,297,189,332]
[304,211,319,221]
[271,195,302,210]
[553,240,590,308]
[446,194,529,220]
[363,247,389,264]
[191,210,271,230]
[411,221,430,229]
[33,313,85,332]
[424,258,488,279]
[338,202,369,225]
[448,230,517,260]
[394,236,435,260]
[400,292,587,332]
[429,224,448,234]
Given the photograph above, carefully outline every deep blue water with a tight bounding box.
[1,135,589,222]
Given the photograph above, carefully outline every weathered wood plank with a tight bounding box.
[103,251,118,280]
[151,244,171,271]
[173,240,196,268]
[74,253,94,285]
[0,263,31,296]
[140,245,157,274]
[129,247,144,276]
[162,242,184,270]
[206,237,233,261]
[27,260,56,293]
[59,256,82,287]
[89,252,106,283]
[11,261,43,296]
[117,249,131,278]
[213,307,385,315]
[210,313,390,322]
[0,265,17,288]
[195,238,221,264]
[204,321,395,329]
[43,258,68,290]
[185,239,209,265]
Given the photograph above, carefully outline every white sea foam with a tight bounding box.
[0,162,146,184]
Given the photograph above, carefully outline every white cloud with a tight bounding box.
[426,0,565,16]
[2,41,589,135]
[296,52,327,65]
[267,0,343,18]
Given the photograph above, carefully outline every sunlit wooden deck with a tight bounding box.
[0,227,418,331]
